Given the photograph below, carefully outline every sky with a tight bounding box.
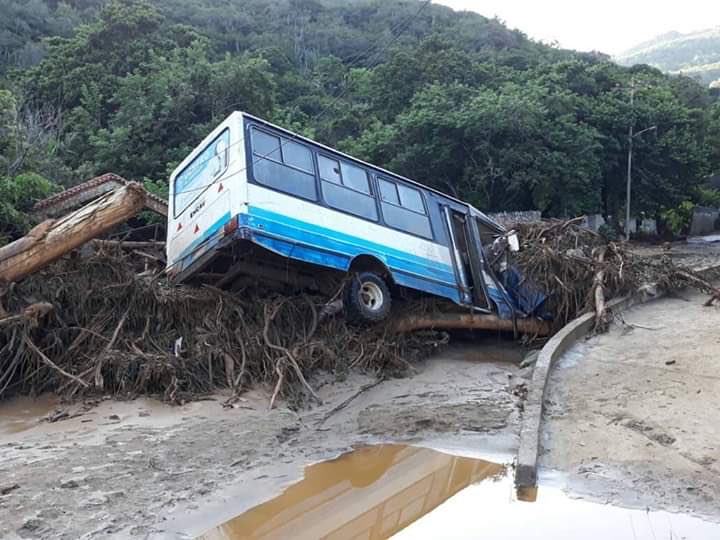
[434,0,720,56]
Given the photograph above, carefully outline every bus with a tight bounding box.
[166,111,540,323]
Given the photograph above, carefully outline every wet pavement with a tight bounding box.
[199,444,720,540]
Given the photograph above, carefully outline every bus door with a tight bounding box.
[442,206,491,312]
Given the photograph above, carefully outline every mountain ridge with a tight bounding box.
[616,27,720,84]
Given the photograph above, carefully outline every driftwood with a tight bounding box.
[93,240,165,249]
[673,270,720,307]
[23,336,89,389]
[592,248,609,332]
[0,183,147,284]
[0,302,53,328]
[0,249,442,403]
[316,378,385,426]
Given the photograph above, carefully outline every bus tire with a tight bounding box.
[343,272,391,323]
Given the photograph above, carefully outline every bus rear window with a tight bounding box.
[174,129,229,217]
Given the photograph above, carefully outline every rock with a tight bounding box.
[108,414,121,421]
[0,483,19,495]
[60,479,80,489]
[17,518,47,538]
[520,350,540,368]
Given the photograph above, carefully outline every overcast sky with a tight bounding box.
[434,0,720,56]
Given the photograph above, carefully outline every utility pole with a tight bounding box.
[625,80,635,242]
[624,79,656,241]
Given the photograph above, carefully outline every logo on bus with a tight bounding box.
[189,199,206,219]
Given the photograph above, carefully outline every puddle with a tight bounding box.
[0,394,58,435]
[395,472,720,539]
[200,444,720,540]
[199,444,504,540]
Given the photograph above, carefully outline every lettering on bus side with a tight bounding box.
[189,199,206,219]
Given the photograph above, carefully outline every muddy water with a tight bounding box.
[200,444,720,540]
[200,445,503,540]
[0,394,58,435]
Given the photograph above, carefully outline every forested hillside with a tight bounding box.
[617,28,720,85]
[1,0,719,244]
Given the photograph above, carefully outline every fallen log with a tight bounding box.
[0,183,147,284]
[673,270,720,307]
[393,312,552,336]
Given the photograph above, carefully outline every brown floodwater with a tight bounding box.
[200,444,503,540]
[0,394,58,435]
[199,444,720,540]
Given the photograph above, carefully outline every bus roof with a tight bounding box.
[241,112,505,233]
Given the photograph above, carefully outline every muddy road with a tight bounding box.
[3,280,720,539]
[0,342,528,539]
[542,289,720,521]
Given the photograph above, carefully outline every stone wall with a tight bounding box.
[690,206,720,236]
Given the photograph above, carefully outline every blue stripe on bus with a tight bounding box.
[392,272,463,303]
[249,232,462,303]
[172,207,463,304]
[244,206,457,284]
[251,234,351,271]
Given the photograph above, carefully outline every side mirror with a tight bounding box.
[507,232,520,252]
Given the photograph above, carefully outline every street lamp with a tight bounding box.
[622,77,658,241]
[625,124,657,240]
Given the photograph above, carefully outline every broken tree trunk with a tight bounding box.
[592,248,609,332]
[393,312,552,336]
[0,183,147,284]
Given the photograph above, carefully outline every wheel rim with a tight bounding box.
[359,281,384,311]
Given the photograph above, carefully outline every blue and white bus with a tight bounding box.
[166,112,538,323]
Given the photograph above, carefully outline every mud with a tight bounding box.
[541,289,720,522]
[630,240,720,270]
[0,342,526,539]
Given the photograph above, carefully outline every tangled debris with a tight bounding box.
[0,245,445,404]
[1,217,717,405]
[513,218,718,331]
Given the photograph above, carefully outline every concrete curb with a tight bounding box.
[515,264,720,488]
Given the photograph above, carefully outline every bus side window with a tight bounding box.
[378,176,433,239]
[251,127,317,201]
[340,161,371,194]
[318,155,342,184]
[318,154,377,221]
[378,178,399,205]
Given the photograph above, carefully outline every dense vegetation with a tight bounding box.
[617,28,720,85]
[1,0,719,243]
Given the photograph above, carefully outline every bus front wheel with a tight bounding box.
[343,272,391,323]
